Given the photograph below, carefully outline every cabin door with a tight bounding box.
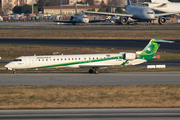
[25,57,31,67]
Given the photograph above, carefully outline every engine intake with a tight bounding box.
[119,17,128,25]
[158,17,166,25]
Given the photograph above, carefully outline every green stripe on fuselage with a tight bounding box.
[30,55,124,69]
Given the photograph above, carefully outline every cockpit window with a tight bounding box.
[13,59,22,61]
[147,12,154,14]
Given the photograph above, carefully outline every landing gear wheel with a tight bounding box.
[13,70,16,74]
[89,69,94,74]
[94,70,99,74]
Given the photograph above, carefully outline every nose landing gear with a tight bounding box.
[13,70,16,74]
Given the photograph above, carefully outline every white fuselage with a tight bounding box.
[5,53,146,70]
[73,14,89,23]
[144,2,180,13]
[126,5,155,20]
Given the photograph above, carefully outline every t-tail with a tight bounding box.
[127,0,131,5]
[137,38,174,61]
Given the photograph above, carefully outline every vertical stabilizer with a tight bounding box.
[127,0,131,5]
[75,4,77,14]
[139,38,174,56]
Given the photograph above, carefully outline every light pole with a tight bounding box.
[32,0,34,14]
[60,0,62,20]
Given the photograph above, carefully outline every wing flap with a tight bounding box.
[79,65,119,68]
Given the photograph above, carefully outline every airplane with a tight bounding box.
[82,0,180,25]
[140,0,180,14]
[53,4,106,25]
[5,38,174,74]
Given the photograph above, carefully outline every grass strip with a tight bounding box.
[0,85,180,109]
[0,30,180,39]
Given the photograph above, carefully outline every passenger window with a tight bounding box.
[39,59,40,61]
[53,59,55,61]
[65,58,66,60]
[68,58,70,60]
[75,58,77,60]
[46,59,48,61]
[84,58,86,60]
[79,58,80,60]
[57,59,59,61]
[97,57,98,59]
[61,58,63,61]
[72,58,73,60]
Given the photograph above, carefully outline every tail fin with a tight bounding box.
[139,38,174,56]
[127,0,131,5]
[75,4,77,14]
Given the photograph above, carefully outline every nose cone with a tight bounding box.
[83,18,89,24]
[4,63,13,70]
[147,14,155,20]
[4,63,9,68]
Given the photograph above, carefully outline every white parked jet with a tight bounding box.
[5,38,174,74]
[82,0,180,25]
[141,0,180,14]
[53,4,105,25]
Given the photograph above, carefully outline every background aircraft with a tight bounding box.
[83,0,180,25]
[141,0,180,14]
[5,38,174,74]
[53,4,106,25]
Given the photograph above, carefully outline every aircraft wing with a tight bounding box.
[82,11,133,17]
[155,11,180,17]
[79,65,119,68]
[89,19,106,23]
[79,60,129,68]
[53,20,77,23]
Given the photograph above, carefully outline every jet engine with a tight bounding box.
[123,53,138,60]
[158,17,166,25]
[119,17,128,25]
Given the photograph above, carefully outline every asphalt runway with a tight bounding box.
[0,39,178,53]
[0,72,180,85]
[1,108,180,120]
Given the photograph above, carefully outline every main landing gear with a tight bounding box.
[89,68,99,74]
[13,70,16,74]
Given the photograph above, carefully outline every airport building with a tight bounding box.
[45,0,108,6]
[42,5,99,15]
[0,0,37,14]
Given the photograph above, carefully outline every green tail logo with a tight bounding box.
[138,38,174,61]
[140,38,161,56]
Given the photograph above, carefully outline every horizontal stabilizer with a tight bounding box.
[153,40,174,43]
